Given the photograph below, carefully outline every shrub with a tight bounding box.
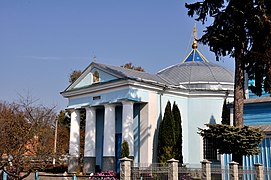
[121,140,130,158]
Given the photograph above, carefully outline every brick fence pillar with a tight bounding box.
[120,157,133,180]
[201,159,211,180]
[254,163,264,180]
[229,161,239,180]
[167,158,179,180]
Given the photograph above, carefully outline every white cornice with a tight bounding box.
[61,78,234,99]
[61,79,129,97]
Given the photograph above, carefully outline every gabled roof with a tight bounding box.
[63,62,173,93]
[92,62,169,85]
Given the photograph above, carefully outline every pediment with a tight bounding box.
[65,62,124,91]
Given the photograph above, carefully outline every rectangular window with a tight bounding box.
[203,137,218,161]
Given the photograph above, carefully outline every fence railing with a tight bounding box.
[120,158,269,180]
[2,159,270,180]
[131,163,168,179]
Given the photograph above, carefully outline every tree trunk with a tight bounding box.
[234,50,245,128]
[232,152,243,166]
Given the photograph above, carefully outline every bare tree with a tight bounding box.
[0,96,57,179]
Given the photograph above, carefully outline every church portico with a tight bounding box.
[67,100,139,173]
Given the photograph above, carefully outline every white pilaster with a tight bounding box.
[122,101,134,157]
[69,109,80,157]
[244,70,249,99]
[103,104,116,156]
[230,107,234,126]
[84,107,96,157]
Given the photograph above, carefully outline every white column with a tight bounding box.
[103,104,116,156]
[244,70,249,99]
[122,101,134,157]
[230,107,234,126]
[69,109,80,157]
[84,107,96,157]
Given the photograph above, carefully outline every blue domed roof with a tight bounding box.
[157,61,234,86]
[157,28,234,90]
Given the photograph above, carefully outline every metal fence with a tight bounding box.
[178,164,201,180]
[4,160,270,180]
[264,168,271,179]
[131,163,168,179]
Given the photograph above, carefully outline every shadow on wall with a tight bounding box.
[152,112,162,163]
[138,103,151,163]
[209,115,216,125]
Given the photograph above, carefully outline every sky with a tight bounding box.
[0,0,235,112]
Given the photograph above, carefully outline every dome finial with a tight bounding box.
[192,23,198,49]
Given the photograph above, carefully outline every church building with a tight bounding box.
[61,27,234,173]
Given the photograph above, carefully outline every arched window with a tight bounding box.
[93,71,100,83]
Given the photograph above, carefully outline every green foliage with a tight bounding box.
[121,140,130,158]
[198,124,264,163]
[43,164,68,173]
[158,101,183,163]
[172,102,183,164]
[57,110,70,128]
[158,101,174,163]
[221,99,230,125]
[69,70,82,84]
[121,62,145,72]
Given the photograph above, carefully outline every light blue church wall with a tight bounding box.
[188,97,224,164]
[154,94,227,164]
[152,93,225,165]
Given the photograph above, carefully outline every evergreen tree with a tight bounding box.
[157,101,175,163]
[186,0,271,127]
[221,99,230,125]
[121,140,130,158]
[172,102,183,164]
[198,124,264,164]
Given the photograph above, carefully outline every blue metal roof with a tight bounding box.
[182,49,208,63]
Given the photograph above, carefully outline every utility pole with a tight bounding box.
[53,118,58,165]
